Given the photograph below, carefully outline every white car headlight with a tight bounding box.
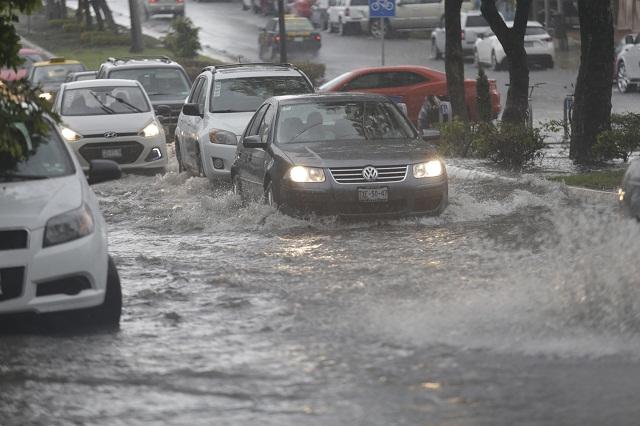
[288,166,325,183]
[140,122,160,138]
[43,204,95,248]
[413,160,443,178]
[60,126,82,142]
[209,129,237,145]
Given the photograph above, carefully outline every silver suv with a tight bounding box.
[175,63,314,180]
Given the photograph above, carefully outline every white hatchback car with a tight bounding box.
[54,79,168,173]
[175,63,314,180]
[474,21,555,70]
[0,120,122,327]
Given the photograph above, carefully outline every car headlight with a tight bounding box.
[60,126,82,142]
[209,129,238,145]
[140,121,160,138]
[43,204,95,248]
[413,160,443,178]
[39,92,53,101]
[288,166,325,183]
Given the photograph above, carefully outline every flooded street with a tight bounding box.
[2,156,640,425]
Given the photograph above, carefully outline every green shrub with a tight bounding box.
[592,112,640,162]
[79,31,130,46]
[436,118,476,157]
[292,62,326,87]
[163,17,201,59]
[48,18,76,29]
[473,122,546,170]
[476,66,492,123]
[62,22,83,33]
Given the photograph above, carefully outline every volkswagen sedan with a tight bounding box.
[231,93,448,217]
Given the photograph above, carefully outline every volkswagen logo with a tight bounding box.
[104,131,118,138]
[362,166,378,182]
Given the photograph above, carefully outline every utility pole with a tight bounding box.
[277,0,287,63]
[129,0,144,53]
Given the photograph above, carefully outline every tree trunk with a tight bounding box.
[83,0,93,28]
[129,0,144,53]
[97,0,117,33]
[444,0,468,122]
[570,0,614,163]
[480,0,531,125]
[90,0,105,31]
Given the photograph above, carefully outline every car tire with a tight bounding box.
[618,62,634,93]
[430,38,442,60]
[79,256,122,329]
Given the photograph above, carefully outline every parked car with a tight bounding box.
[310,0,335,30]
[175,63,314,180]
[231,92,448,217]
[96,56,192,139]
[258,16,322,60]
[364,0,473,38]
[0,118,122,328]
[319,65,501,123]
[28,57,86,101]
[0,48,48,81]
[53,79,168,174]
[615,33,640,93]
[431,11,499,59]
[327,0,369,35]
[619,160,640,220]
[65,71,98,83]
[474,21,555,70]
[140,0,185,19]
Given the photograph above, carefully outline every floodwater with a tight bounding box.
[1,157,640,425]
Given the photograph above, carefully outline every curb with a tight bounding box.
[565,185,617,202]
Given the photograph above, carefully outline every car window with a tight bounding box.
[345,72,425,90]
[210,76,312,113]
[188,77,205,103]
[31,64,86,85]
[344,73,385,90]
[109,67,191,101]
[61,86,151,116]
[246,104,270,137]
[1,123,75,180]
[275,100,416,144]
[259,105,275,143]
[194,79,207,110]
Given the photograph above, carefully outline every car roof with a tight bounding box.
[33,58,82,67]
[347,65,445,76]
[61,79,142,89]
[274,92,393,104]
[101,57,183,69]
[202,63,306,79]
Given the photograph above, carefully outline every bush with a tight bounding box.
[47,18,76,29]
[292,62,326,87]
[476,66,492,123]
[62,22,83,33]
[163,17,201,59]
[473,123,546,170]
[79,31,130,46]
[436,118,476,157]
[592,112,640,162]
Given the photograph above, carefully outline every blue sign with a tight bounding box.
[369,0,395,18]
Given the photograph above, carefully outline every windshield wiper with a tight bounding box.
[0,174,49,182]
[104,93,142,113]
[89,91,115,115]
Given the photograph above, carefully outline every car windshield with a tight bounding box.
[0,123,74,181]
[281,19,314,31]
[466,15,489,27]
[31,64,86,85]
[210,76,312,113]
[275,100,416,144]
[109,67,191,101]
[61,86,150,116]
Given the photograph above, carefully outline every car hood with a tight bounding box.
[0,174,83,230]
[278,139,436,168]
[62,112,154,135]
[208,112,254,137]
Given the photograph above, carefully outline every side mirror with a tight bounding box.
[88,160,121,185]
[243,134,267,149]
[626,34,636,45]
[182,102,202,117]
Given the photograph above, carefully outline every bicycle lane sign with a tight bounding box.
[369,0,395,17]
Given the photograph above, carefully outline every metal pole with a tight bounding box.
[380,17,385,66]
[278,0,287,63]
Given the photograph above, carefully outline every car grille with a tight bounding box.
[0,230,28,251]
[83,132,138,139]
[0,267,25,302]
[329,165,408,184]
[79,141,144,164]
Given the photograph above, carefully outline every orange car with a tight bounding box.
[319,65,501,123]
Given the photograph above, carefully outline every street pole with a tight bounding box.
[129,0,144,53]
[544,0,549,29]
[277,0,287,63]
[380,17,385,66]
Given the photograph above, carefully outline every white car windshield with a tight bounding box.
[0,123,74,181]
[109,67,191,101]
[210,76,312,113]
[61,86,151,116]
[276,100,417,144]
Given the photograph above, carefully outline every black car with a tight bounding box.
[620,160,640,220]
[259,17,321,60]
[231,93,448,217]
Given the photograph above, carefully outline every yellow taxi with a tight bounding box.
[28,57,87,101]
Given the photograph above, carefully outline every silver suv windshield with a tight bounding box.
[0,123,74,181]
[109,67,191,101]
[210,76,312,113]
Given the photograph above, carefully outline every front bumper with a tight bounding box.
[277,173,448,217]
[70,134,168,172]
[202,141,238,179]
[0,227,108,315]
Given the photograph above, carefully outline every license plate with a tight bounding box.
[294,37,304,42]
[358,187,388,202]
[102,148,122,159]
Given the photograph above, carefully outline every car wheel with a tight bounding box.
[370,19,388,39]
[430,39,442,60]
[618,62,634,93]
[79,256,122,329]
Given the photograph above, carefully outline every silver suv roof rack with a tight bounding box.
[201,62,295,73]
[106,56,173,64]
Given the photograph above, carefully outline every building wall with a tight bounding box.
[618,0,640,32]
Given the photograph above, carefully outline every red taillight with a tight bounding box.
[275,35,281,43]
[314,34,321,41]
[345,7,350,16]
